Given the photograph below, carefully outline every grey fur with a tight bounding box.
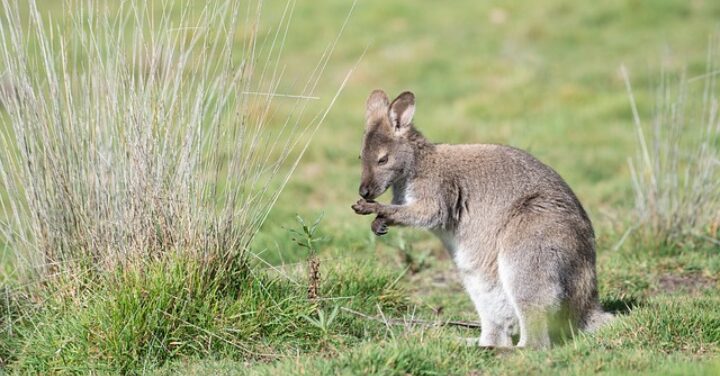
[352,90,613,348]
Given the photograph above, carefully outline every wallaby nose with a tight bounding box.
[359,185,370,199]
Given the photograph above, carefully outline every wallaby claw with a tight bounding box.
[371,217,388,235]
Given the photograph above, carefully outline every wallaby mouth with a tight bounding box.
[359,183,387,200]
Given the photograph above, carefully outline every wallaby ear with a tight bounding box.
[389,91,415,132]
[366,89,389,125]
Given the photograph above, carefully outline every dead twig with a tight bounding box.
[307,255,320,301]
[340,307,482,329]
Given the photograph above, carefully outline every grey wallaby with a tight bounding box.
[352,90,613,348]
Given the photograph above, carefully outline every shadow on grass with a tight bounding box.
[602,297,642,315]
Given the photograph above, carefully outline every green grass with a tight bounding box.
[2,0,720,374]
[4,256,407,373]
[153,293,720,375]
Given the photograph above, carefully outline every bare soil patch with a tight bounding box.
[657,273,718,294]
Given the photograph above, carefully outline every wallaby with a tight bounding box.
[352,90,613,348]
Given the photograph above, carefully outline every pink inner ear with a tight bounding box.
[366,90,389,111]
[389,109,399,128]
[399,104,415,127]
[366,110,387,128]
[389,101,414,130]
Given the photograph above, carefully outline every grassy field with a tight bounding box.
[1,0,719,374]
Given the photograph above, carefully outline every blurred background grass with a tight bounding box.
[244,0,720,264]
[3,0,718,265]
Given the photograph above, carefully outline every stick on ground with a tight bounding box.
[340,307,482,329]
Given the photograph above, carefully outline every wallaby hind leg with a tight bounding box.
[462,273,515,348]
[476,311,513,348]
[470,317,511,348]
[498,250,562,348]
[514,306,551,348]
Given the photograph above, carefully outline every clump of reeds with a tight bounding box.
[622,46,720,251]
[0,0,348,284]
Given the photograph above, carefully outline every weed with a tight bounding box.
[300,305,340,337]
[288,214,325,301]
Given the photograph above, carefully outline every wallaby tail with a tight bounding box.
[582,308,614,332]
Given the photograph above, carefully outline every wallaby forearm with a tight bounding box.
[378,203,442,228]
[353,199,442,229]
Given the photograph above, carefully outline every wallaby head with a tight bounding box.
[359,89,421,200]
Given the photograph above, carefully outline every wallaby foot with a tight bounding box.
[478,321,513,348]
[461,337,513,352]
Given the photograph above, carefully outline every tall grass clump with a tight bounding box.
[622,50,720,252]
[0,0,348,282]
[0,0,375,371]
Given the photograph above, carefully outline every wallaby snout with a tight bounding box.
[359,171,389,200]
[358,183,372,199]
[359,166,393,200]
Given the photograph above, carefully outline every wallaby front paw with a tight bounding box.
[371,217,389,235]
[352,199,377,215]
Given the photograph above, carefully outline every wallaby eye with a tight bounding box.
[377,155,389,165]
